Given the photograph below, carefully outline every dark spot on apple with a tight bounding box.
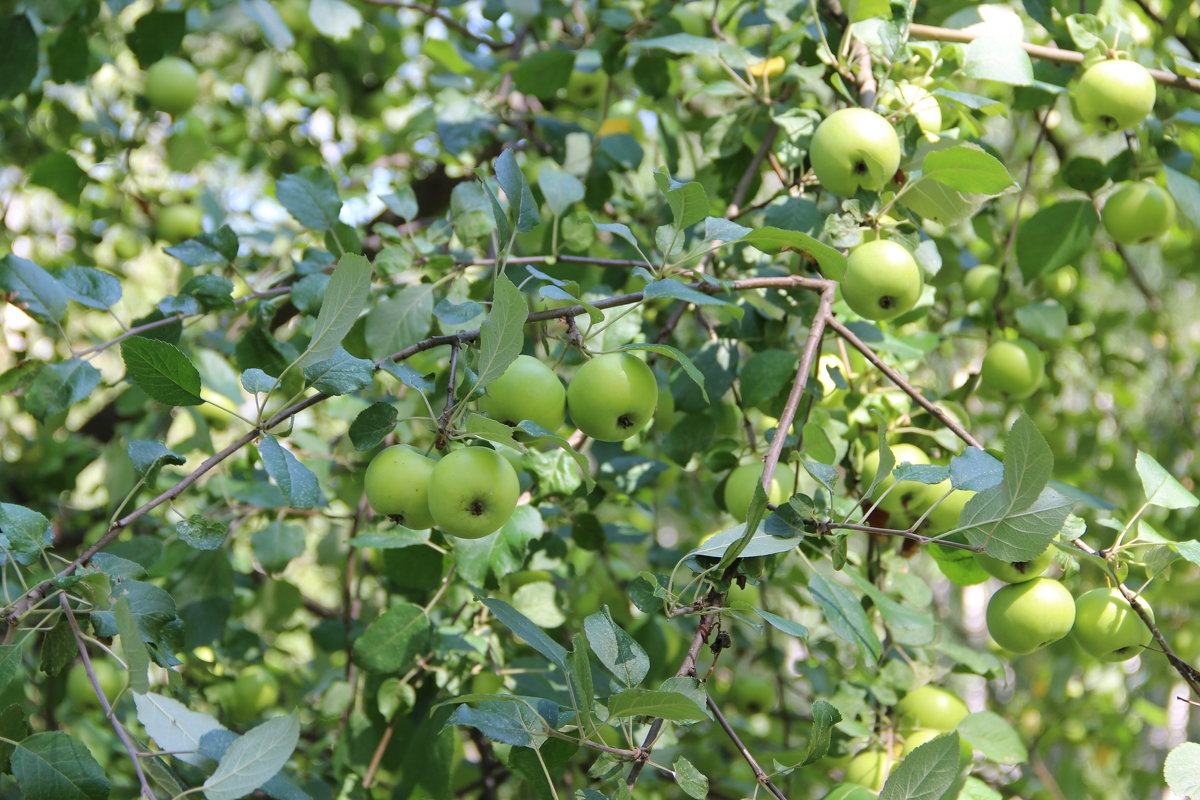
[853,160,868,175]
[878,295,895,309]
[469,500,485,516]
[1014,560,1032,573]
[1101,115,1119,131]
[617,413,634,429]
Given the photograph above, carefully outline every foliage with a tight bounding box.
[1,0,1199,799]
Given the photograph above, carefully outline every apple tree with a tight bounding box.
[1,0,1199,798]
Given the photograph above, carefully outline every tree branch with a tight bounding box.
[707,696,790,800]
[908,23,1200,94]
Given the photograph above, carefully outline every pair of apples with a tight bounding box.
[364,352,658,539]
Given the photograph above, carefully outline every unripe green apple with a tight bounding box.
[470,672,505,694]
[979,339,1044,400]
[479,355,566,431]
[145,57,200,116]
[1042,265,1079,301]
[882,83,942,135]
[565,69,606,108]
[841,240,923,321]
[845,748,897,791]
[896,685,968,731]
[963,265,1001,303]
[1074,59,1156,131]
[724,461,796,522]
[985,577,1075,654]
[155,203,203,242]
[229,665,279,721]
[810,108,901,196]
[427,446,520,539]
[364,445,436,529]
[730,674,774,714]
[66,660,125,708]
[566,352,658,441]
[924,482,974,533]
[165,113,209,172]
[974,546,1053,583]
[1072,588,1153,661]
[902,730,972,764]
[861,443,930,519]
[1100,181,1176,245]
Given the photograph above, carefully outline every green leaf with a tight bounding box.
[537,163,585,217]
[688,523,799,560]
[514,49,575,100]
[276,166,343,230]
[474,274,527,390]
[739,349,797,408]
[481,598,568,670]
[251,521,305,572]
[513,581,566,628]
[0,705,29,773]
[302,347,374,395]
[30,152,88,205]
[673,756,709,799]
[1016,200,1098,281]
[799,700,842,766]
[240,0,295,50]
[165,227,239,267]
[878,731,962,800]
[57,267,121,310]
[350,403,398,451]
[23,358,102,421]
[703,216,751,242]
[618,343,708,403]
[957,711,1027,765]
[115,595,151,694]
[257,436,327,509]
[1015,302,1068,341]
[176,515,228,551]
[495,149,540,234]
[1164,167,1200,227]
[0,15,38,100]
[962,38,1034,85]
[1001,413,1054,510]
[448,700,552,748]
[0,503,52,566]
[133,692,227,768]
[203,715,300,800]
[919,145,1016,194]
[898,179,993,227]
[808,572,882,663]
[743,227,847,279]
[1136,451,1199,510]
[606,689,708,721]
[93,580,181,668]
[121,337,203,406]
[352,602,433,673]
[12,732,110,800]
[0,254,68,322]
[126,10,186,67]
[957,486,1073,562]
[127,440,185,479]
[665,180,709,230]
[298,252,372,368]
[568,634,597,735]
[847,0,889,21]
[755,608,808,641]
[0,645,23,695]
[632,33,722,57]
[583,606,649,688]
[1165,742,1200,798]
[949,448,1004,492]
[364,284,434,360]
[643,279,739,316]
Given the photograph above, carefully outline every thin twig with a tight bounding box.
[908,23,1200,94]
[361,0,511,49]
[707,696,790,800]
[825,316,985,450]
[436,340,462,448]
[60,595,157,799]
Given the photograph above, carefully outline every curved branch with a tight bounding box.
[908,23,1200,94]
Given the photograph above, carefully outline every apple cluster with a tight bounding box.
[364,352,658,539]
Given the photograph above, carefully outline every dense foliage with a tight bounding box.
[1,1,1200,799]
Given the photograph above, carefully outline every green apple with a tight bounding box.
[896,685,968,731]
[963,265,1001,303]
[924,482,974,533]
[882,83,942,135]
[479,355,566,431]
[724,461,796,521]
[861,443,931,519]
[730,674,775,714]
[842,240,923,321]
[1074,59,1156,131]
[810,108,901,196]
[1100,181,1176,245]
[145,57,200,116]
[567,352,658,441]
[565,69,607,108]
[1072,588,1153,661]
[845,748,897,791]
[427,446,520,539]
[165,113,209,172]
[974,546,1053,583]
[364,445,437,529]
[156,203,203,242]
[1042,265,1079,301]
[979,339,1044,399]
[66,660,125,708]
[985,577,1076,654]
[229,665,279,721]
[470,672,505,694]
[902,730,972,764]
